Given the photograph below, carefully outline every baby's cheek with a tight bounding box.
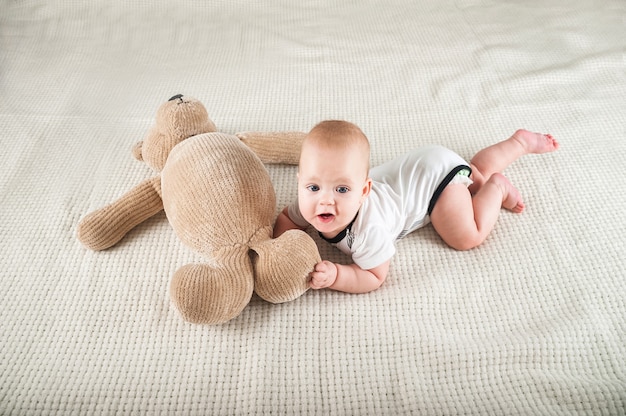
[298,200,316,218]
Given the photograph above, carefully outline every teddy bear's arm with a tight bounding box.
[236,131,305,165]
[77,176,163,251]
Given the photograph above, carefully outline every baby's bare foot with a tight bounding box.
[512,129,559,154]
[492,173,525,213]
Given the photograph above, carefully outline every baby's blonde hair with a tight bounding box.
[301,120,371,173]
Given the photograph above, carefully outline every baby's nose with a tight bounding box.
[320,192,335,205]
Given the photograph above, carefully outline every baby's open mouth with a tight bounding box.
[318,213,334,220]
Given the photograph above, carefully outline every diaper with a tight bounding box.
[449,167,473,187]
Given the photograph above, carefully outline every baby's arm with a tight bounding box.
[275,207,389,293]
[273,206,306,238]
[310,260,390,293]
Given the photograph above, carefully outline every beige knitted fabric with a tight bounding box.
[237,131,305,165]
[77,176,163,250]
[171,250,256,325]
[251,229,319,303]
[3,1,625,413]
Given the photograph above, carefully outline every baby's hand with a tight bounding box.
[309,260,338,289]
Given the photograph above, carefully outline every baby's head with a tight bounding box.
[301,120,370,174]
[297,120,372,239]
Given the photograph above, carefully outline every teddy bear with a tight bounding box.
[77,94,320,324]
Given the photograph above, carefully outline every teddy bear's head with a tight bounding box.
[132,94,217,171]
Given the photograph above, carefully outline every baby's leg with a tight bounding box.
[430,173,523,251]
[469,130,559,192]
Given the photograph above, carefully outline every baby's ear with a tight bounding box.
[361,178,372,199]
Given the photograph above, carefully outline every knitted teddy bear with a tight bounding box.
[77,94,320,324]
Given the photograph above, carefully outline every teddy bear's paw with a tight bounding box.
[170,262,254,324]
[77,207,126,251]
[250,229,321,304]
[236,131,305,165]
[77,177,164,251]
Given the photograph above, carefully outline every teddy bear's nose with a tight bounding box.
[169,94,184,102]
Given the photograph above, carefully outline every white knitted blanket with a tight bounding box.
[1,1,624,414]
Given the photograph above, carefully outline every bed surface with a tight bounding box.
[1,0,624,414]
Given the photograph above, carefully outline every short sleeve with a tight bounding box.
[349,224,396,270]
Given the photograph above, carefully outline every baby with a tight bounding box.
[273,121,559,293]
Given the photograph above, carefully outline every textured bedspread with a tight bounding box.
[1,0,624,414]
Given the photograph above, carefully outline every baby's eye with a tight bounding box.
[306,185,320,192]
[336,186,350,194]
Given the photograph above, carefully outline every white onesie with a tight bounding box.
[287,145,472,270]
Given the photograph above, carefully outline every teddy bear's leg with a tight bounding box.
[170,246,255,324]
[250,229,321,304]
[77,176,163,250]
[235,131,305,165]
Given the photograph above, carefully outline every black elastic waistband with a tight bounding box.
[427,165,472,215]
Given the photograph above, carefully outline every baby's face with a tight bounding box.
[298,144,371,239]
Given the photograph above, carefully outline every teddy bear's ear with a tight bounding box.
[142,131,173,171]
[132,124,172,171]
[132,141,144,161]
